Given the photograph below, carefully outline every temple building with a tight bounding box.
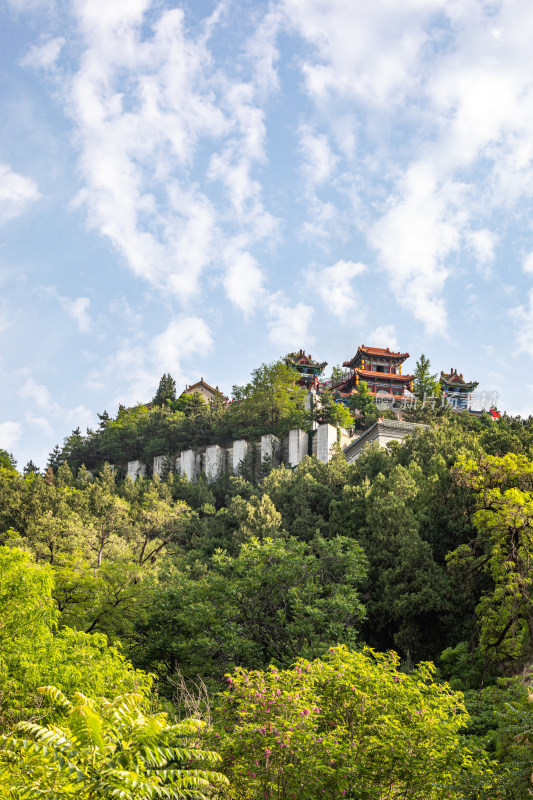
[439,369,479,410]
[333,345,414,402]
[181,379,222,403]
[285,350,328,390]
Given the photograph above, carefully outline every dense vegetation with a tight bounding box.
[4,362,533,797]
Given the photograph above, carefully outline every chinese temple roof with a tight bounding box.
[335,369,413,394]
[439,369,478,393]
[181,378,221,396]
[343,345,410,368]
[285,349,327,374]
[355,368,413,382]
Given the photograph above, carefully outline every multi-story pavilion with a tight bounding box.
[334,345,414,401]
[285,350,328,390]
[439,369,478,409]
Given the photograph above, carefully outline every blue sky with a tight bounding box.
[1,0,533,468]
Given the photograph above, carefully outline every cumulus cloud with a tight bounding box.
[370,325,399,352]
[298,125,338,186]
[20,378,60,413]
[266,297,315,350]
[91,315,214,406]
[222,246,265,317]
[59,0,278,314]
[59,296,91,333]
[0,421,22,451]
[20,36,65,69]
[24,412,53,436]
[369,161,460,335]
[310,259,367,323]
[511,289,533,358]
[283,0,446,106]
[0,164,40,225]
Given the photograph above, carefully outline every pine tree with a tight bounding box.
[47,444,62,472]
[23,460,40,476]
[152,373,177,406]
[412,354,440,400]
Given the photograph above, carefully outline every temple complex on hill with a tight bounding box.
[439,368,479,410]
[333,345,414,402]
[285,350,328,389]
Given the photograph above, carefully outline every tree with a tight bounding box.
[0,450,16,471]
[152,373,177,406]
[312,387,353,429]
[1,686,227,799]
[329,364,345,385]
[348,380,377,427]
[47,444,62,472]
[23,460,40,476]
[0,547,151,731]
[133,536,367,685]
[213,646,490,800]
[449,453,533,667]
[231,361,307,438]
[412,353,440,400]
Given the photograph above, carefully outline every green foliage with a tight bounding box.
[412,353,440,400]
[0,450,17,471]
[312,387,353,429]
[230,361,308,439]
[133,536,367,687]
[329,364,345,385]
[348,380,378,428]
[213,645,490,799]
[0,547,152,731]
[449,453,533,668]
[0,687,227,799]
[152,372,177,406]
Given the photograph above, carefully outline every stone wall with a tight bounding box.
[128,423,356,484]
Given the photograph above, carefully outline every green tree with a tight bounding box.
[1,686,227,799]
[348,380,377,428]
[22,460,40,476]
[0,547,151,730]
[133,536,367,686]
[0,450,16,471]
[312,387,353,429]
[213,646,490,800]
[449,453,533,667]
[329,364,345,385]
[152,373,177,406]
[412,353,440,400]
[231,361,307,438]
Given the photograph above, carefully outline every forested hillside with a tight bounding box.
[3,371,533,797]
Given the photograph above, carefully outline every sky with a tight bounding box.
[1,0,533,469]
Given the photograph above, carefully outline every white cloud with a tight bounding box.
[222,246,265,317]
[310,259,367,323]
[466,228,497,274]
[61,0,279,313]
[65,404,97,432]
[20,378,60,413]
[24,412,53,436]
[298,125,338,186]
[370,325,399,352]
[511,289,533,358]
[283,0,446,106]
[0,421,22,451]
[267,297,315,350]
[59,296,91,333]
[20,37,65,70]
[369,161,462,335]
[0,164,40,225]
[523,252,533,275]
[91,315,213,406]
